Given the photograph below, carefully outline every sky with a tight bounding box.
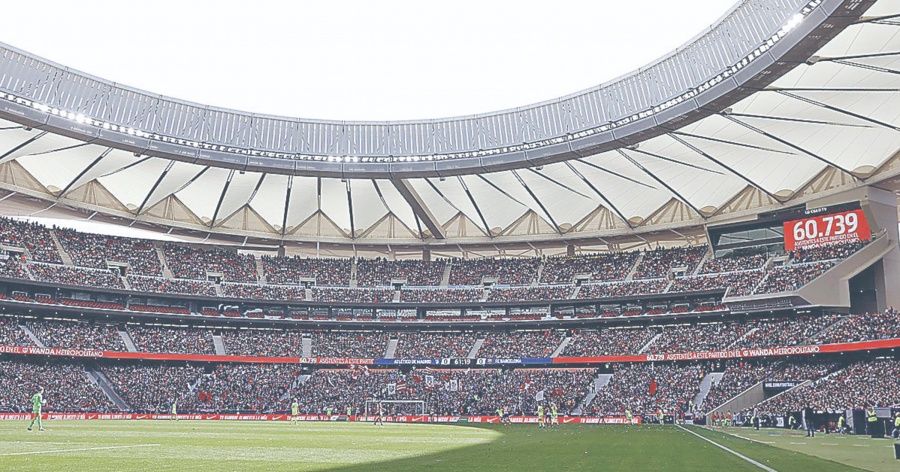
[1,0,732,121]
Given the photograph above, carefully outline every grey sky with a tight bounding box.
[2,0,731,121]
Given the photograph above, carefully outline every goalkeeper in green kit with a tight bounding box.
[27,386,45,432]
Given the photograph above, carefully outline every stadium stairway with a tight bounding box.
[153,242,174,279]
[47,229,75,266]
[727,328,759,348]
[704,380,789,422]
[212,334,227,355]
[255,258,267,285]
[384,338,399,358]
[117,329,138,352]
[120,276,132,291]
[663,279,674,293]
[467,337,485,358]
[624,253,644,281]
[301,336,312,357]
[809,315,852,342]
[550,336,572,358]
[88,368,130,411]
[692,372,724,411]
[19,323,45,348]
[533,262,544,287]
[570,285,581,299]
[349,259,358,288]
[574,373,613,415]
[440,263,451,287]
[693,248,712,276]
[637,332,663,354]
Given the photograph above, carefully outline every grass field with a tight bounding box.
[0,420,894,471]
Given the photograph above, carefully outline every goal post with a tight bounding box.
[365,399,426,416]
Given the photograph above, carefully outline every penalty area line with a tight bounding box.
[676,425,777,472]
[0,443,161,456]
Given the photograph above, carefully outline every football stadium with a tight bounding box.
[0,0,899,470]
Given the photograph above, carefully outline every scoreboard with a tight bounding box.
[783,208,870,251]
[708,202,873,255]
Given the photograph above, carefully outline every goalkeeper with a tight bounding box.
[27,387,45,432]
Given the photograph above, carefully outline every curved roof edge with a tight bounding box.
[0,0,849,178]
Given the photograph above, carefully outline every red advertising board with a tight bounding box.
[0,413,642,424]
[783,208,870,251]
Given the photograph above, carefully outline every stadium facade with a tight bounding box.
[0,0,897,435]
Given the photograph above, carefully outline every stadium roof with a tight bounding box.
[0,0,898,251]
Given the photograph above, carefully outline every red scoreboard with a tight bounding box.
[783,208,871,251]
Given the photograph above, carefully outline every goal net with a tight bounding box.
[365,399,426,416]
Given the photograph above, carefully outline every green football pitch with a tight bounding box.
[0,420,895,471]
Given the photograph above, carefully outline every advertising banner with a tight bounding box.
[783,208,870,251]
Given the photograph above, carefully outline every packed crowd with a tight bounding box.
[127,325,216,355]
[701,360,836,413]
[163,243,258,283]
[632,246,707,280]
[563,327,660,357]
[811,309,900,344]
[736,315,842,349]
[27,319,126,351]
[54,228,162,276]
[697,252,768,275]
[448,257,540,286]
[0,311,897,358]
[0,218,62,263]
[478,330,565,358]
[356,258,446,287]
[0,360,112,412]
[0,256,28,279]
[0,218,875,310]
[759,359,900,412]
[102,364,204,413]
[0,316,30,346]
[539,252,640,284]
[578,280,668,299]
[754,262,835,294]
[585,362,705,415]
[193,363,304,413]
[645,322,754,355]
[488,285,574,302]
[399,288,482,303]
[312,287,394,304]
[393,332,476,358]
[310,331,390,358]
[261,255,350,286]
[220,329,306,357]
[292,367,594,416]
[667,271,763,297]
[791,240,868,264]
[28,263,124,289]
[126,276,217,297]
[221,283,305,301]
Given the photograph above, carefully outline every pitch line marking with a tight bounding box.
[0,443,161,456]
[677,426,777,472]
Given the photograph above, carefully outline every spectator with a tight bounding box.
[0,359,113,412]
[128,325,216,355]
[311,331,390,358]
[478,330,565,358]
[27,319,126,351]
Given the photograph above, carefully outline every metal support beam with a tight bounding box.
[390,177,445,239]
